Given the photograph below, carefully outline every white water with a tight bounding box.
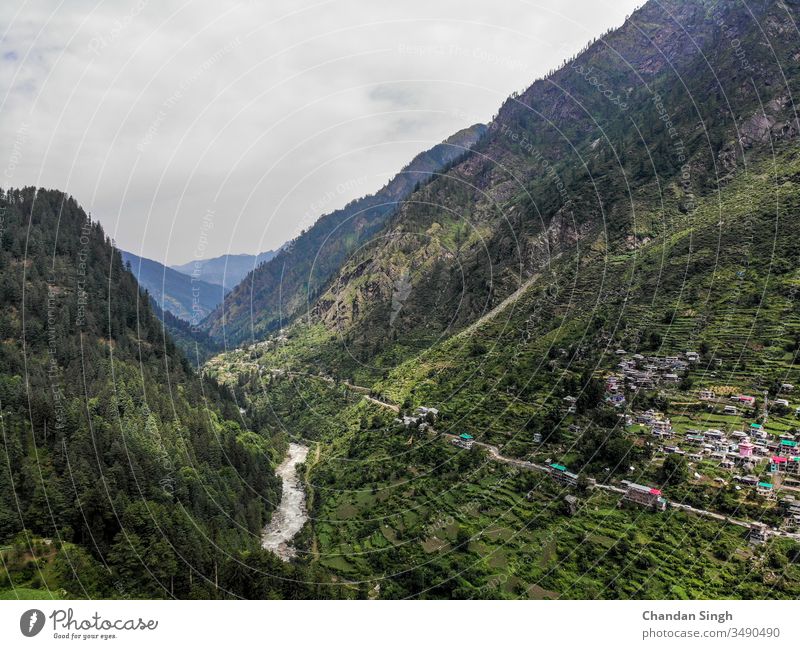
[261,442,310,561]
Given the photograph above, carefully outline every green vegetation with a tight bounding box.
[5,0,800,600]
[200,0,800,599]
[0,188,341,599]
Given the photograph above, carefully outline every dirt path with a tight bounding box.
[456,271,543,339]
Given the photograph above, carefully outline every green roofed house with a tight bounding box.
[756,482,776,500]
[452,433,475,450]
[548,463,579,486]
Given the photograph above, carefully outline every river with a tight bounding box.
[261,442,310,561]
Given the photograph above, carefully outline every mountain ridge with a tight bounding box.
[121,249,224,322]
[172,250,279,291]
[201,122,488,342]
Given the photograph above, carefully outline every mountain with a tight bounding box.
[201,123,488,343]
[121,250,224,322]
[203,0,800,599]
[297,0,800,375]
[172,250,278,292]
[0,187,334,599]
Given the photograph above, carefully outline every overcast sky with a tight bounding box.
[1,0,641,265]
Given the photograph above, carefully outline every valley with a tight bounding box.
[196,0,800,598]
[3,0,800,603]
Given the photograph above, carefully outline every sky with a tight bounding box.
[0,0,641,265]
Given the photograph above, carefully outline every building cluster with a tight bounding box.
[634,409,674,438]
[613,351,694,390]
[397,406,440,431]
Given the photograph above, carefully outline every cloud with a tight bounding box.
[0,0,640,265]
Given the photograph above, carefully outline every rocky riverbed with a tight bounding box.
[261,443,309,561]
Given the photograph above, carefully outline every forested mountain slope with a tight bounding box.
[0,188,333,598]
[202,123,487,343]
[295,0,800,376]
[203,0,800,598]
[122,250,224,322]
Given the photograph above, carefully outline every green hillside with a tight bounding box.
[202,0,800,598]
[202,124,487,343]
[0,187,337,599]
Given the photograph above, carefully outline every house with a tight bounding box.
[622,483,667,511]
[773,398,791,408]
[636,410,658,425]
[735,475,759,486]
[723,405,739,415]
[734,395,756,406]
[781,383,795,392]
[688,453,703,461]
[778,439,799,456]
[606,393,626,407]
[416,406,440,419]
[781,497,800,519]
[738,441,755,457]
[771,456,789,473]
[748,522,770,544]
[699,389,716,401]
[533,432,542,444]
[685,351,700,362]
[756,482,776,500]
[719,459,735,470]
[548,463,579,486]
[788,457,800,475]
[651,419,673,436]
[452,433,474,450]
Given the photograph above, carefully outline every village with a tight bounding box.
[210,339,800,547]
[394,348,800,546]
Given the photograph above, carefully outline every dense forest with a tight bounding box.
[0,187,338,598]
